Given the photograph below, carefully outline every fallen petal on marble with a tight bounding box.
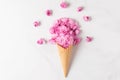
[86,36,93,42]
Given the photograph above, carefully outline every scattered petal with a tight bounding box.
[34,21,40,27]
[86,36,93,42]
[83,16,91,21]
[60,1,69,8]
[46,10,52,16]
[77,6,84,12]
[37,38,47,45]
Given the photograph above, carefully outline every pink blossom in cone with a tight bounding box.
[49,18,82,48]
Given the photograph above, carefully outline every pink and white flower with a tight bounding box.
[60,2,69,8]
[77,6,84,12]
[37,38,47,45]
[49,18,82,48]
[46,10,52,16]
[83,16,91,21]
[86,36,93,42]
[34,21,40,27]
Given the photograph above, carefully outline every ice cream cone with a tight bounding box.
[57,44,73,77]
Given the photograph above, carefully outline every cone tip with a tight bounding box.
[64,71,68,77]
[64,74,67,78]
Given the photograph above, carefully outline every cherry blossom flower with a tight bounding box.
[49,18,81,48]
[83,16,91,21]
[77,6,84,12]
[34,21,40,27]
[60,1,69,8]
[86,36,93,42]
[46,10,52,16]
[37,38,47,45]
[49,37,56,44]
[73,37,82,45]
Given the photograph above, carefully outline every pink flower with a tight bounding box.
[75,29,80,35]
[83,16,91,21]
[60,2,69,8]
[34,21,40,27]
[46,10,52,16]
[73,37,82,45]
[70,25,77,30]
[77,6,84,12]
[68,19,75,25]
[49,38,56,44]
[61,18,69,22]
[86,36,93,42]
[37,38,47,45]
[49,18,81,48]
[49,27,55,34]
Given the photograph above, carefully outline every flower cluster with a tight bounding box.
[49,18,81,48]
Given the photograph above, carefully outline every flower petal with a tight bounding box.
[83,16,91,21]
[86,36,93,42]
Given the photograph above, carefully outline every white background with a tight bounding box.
[0,0,120,80]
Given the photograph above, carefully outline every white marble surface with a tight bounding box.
[0,0,120,80]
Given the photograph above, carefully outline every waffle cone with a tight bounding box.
[57,44,73,77]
